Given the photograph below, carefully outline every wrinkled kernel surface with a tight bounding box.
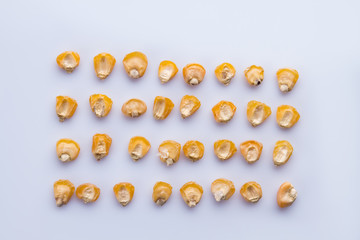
[183,140,204,162]
[113,182,135,206]
[54,179,75,207]
[240,181,262,203]
[76,183,100,203]
[214,63,236,85]
[92,134,112,161]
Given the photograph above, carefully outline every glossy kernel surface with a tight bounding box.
[214,140,237,161]
[93,53,116,80]
[240,181,262,203]
[180,181,203,207]
[56,96,78,122]
[276,105,300,128]
[277,182,297,208]
[240,140,263,164]
[92,133,112,161]
[122,99,147,118]
[183,140,204,162]
[183,63,206,86]
[273,140,293,166]
[246,100,271,127]
[214,63,236,85]
[128,136,151,161]
[113,182,135,206]
[54,179,75,207]
[158,60,178,83]
[152,181,172,206]
[123,51,148,79]
[56,51,80,73]
[56,138,80,162]
[277,68,299,92]
[153,96,174,120]
[244,65,264,86]
[180,95,201,119]
[158,140,181,166]
[89,94,113,118]
[211,178,235,202]
[212,100,236,123]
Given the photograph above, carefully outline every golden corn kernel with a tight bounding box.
[277,68,299,92]
[56,96,78,122]
[158,60,178,84]
[54,179,75,207]
[214,63,236,86]
[92,133,112,161]
[122,99,147,118]
[180,95,201,119]
[240,181,262,203]
[152,181,172,206]
[93,53,116,80]
[153,96,174,120]
[123,51,148,79]
[276,105,300,128]
[214,140,237,161]
[183,63,206,86]
[273,140,293,166]
[128,136,151,161]
[277,182,297,208]
[244,65,264,86]
[183,140,204,162]
[56,51,80,73]
[113,182,135,206]
[211,178,235,202]
[158,140,181,166]
[240,140,263,164]
[212,100,237,123]
[180,181,203,207]
[246,100,272,127]
[89,94,113,118]
[76,183,100,204]
[56,138,80,162]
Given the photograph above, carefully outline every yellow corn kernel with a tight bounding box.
[214,63,236,86]
[183,140,204,162]
[277,182,297,208]
[56,51,80,73]
[240,140,263,164]
[212,100,237,123]
[214,139,237,161]
[273,140,293,166]
[180,95,201,119]
[240,181,262,203]
[180,181,203,207]
[244,65,264,86]
[276,105,300,128]
[92,133,112,161]
[56,138,80,162]
[128,136,151,161]
[246,100,272,127]
[76,183,100,203]
[56,96,78,122]
[153,96,174,120]
[152,181,172,206]
[121,99,147,118]
[113,182,135,206]
[89,94,113,118]
[211,178,235,202]
[183,63,206,86]
[158,60,178,84]
[277,68,299,92]
[158,140,181,166]
[54,179,75,207]
[123,51,148,79]
[93,53,116,80]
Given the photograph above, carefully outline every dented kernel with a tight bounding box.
[56,96,78,122]
[240,181,262,203]
[153,96,174,120]
[76,183,100,204]
[93,53,116,80]
[180,181,203,207]
[152,181,172,206]
[183,63,206,86]
[56,138,80,162]
[56,51,80,73]
[273,140,293,166]
[276,105,300,128]
[240,140,263,164]
[113,182,135,206]
[92,133,112,161]
[244,65,264,86]
[128,136,151,161]
[54,179,75,207]
[123,51,148,79]
[214,63,236,85]
[214,140,237,161]
[89,94,113,118]
[180,95,201,119]
[277,182,297,208]
[211,178,235,202]
[246,100,272,127]
[277,68,299,92]
[158,140,181,166]
[212,100,237,123]
[122,99,147,118]
[183,140,204,162]
[158,60,178,83]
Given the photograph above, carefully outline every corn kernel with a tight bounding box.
[183,63,206,86]
[244,65,264,86]
[180,181,203,207]
[76,183,100,203]
[92,133,112,161]
[128,136,151,161]
[240,181,262,203]
[153,96,174,120]
[277,182,297,208]
[214,63,236,86]
[214,139,237,161]
[56,51,80,73]
[54,179,75,207]
[122,98,147,118]
[152,181,172,206]
[56,138,80,162]
[158,60,178,84]
[212,100,236,123]
[158,140,181,166]
[240,140,263,164]
[273,140,293,166]
[277,68,299,92]
[246,100,271,127]
[276,105,300,128]
[113,182,135,206]
[180,95,201,119]
[183,140,204,162]
[123,51,148,79]
[93,53,116,80]
[56,96,78,122]
[211,178,235,202]
[89,94,113,118]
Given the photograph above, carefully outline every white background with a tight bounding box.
[1,0,359,239]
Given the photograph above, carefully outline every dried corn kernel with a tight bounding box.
[240,181,262,203]
[122,99,147,118]
[277,68,299,92]
[211,178,235,202]
[212,100,236,123]
[214,63,236,86]
[152,181,172,206]
[246,100,271,127]
[158,60,178,83]
[76,183,100,204]
[89,94,113,118]
[56,51,80,73]
[128,136,151,161]
[183,140,204,162]
[92,133,112,161]
[273,140,293,166]
[244,65,264,86]
[93,53,116,80]
[180,181,203,207]
[54,179,75,207]
[153,96,174,120]
[113,182,135,206]
[240,140,263,164]
[123,51,148,79]
[158,140,181,166]
[56,96,78,122]
[276,105,300,128]
[56,138,80,162]
[180,95,201,119]
[183,63,206,86]
[277,182,297,208]
[214,140,237,161]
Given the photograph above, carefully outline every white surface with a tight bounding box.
[1,0,359,239]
